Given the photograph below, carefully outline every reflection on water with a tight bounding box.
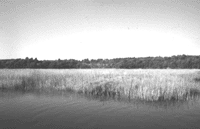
[1,90,200,129]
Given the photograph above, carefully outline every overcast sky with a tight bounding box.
[1,0,200,60]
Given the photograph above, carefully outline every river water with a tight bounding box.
[0,90,200,129]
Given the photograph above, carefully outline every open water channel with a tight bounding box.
[0,90,200,129]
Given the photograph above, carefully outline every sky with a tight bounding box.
[1,0,200,60]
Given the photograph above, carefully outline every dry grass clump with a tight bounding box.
[0,69,200,101]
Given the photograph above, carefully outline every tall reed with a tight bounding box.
[0,69,200,101]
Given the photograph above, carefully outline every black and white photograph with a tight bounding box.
[1,0,200,128]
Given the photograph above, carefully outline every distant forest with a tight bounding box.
[0,55,200,69]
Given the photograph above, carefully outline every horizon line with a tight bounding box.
[1,54,200,61]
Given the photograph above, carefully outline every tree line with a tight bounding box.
[0,55,200,69]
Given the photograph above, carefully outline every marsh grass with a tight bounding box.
[0,69,200,101]
[194,78,200,82]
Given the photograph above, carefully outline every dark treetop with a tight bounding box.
[0,55,200,69]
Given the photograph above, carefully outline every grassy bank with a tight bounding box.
[0,69,200,101]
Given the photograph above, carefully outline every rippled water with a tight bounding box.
[1,90,200,129]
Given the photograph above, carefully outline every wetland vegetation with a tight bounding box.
[1,69,200,101]
[1,69,200,129]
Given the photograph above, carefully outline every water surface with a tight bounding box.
[1,90,200,129]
